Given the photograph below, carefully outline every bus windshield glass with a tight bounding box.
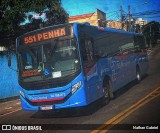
[19,38,80,82]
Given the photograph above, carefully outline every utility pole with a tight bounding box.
[150,24,152,48]
[128,5,131,32]
[120,5,123,30]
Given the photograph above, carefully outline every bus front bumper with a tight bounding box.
[19,88,87,111]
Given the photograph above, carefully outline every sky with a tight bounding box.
[61,0,160,22]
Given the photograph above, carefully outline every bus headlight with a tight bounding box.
[71,81,82,94]
[19,91,25,98]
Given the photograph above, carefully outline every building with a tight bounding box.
[106,20,121,29]
[0,46,7,52]
[68,9,106,27]
[135,18,147,26]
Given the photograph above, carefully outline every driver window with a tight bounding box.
[21,52,33,70]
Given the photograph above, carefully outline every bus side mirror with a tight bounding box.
[8,51,11,67]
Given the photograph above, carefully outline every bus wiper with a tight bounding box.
[50,38,59,57]
[26,45,37,63]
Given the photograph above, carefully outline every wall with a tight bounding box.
[107,21,121,29]
[0,52,19,99]
[68,9,106,26]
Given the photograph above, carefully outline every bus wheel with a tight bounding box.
[103,79,111,104]
[136,67,141,83]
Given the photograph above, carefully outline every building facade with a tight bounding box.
[0,46,7,52]
[68,9,106,27]
[135,18,147,26]
[106,20,121,29]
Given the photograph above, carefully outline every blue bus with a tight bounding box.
[8,23,149,111]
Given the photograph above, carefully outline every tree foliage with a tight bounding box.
[0,0,68,47]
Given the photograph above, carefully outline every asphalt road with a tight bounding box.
[0,46,160,133]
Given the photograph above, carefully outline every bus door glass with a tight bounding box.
[80,38,95,74]
[134,35,148,75]
[80,38,99,102]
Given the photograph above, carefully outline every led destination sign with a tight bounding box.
[23,27,67,44]
[22,69,40,77]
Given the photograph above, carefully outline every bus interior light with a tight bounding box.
[71,81,82,94]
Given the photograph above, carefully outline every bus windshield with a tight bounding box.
[19,38,80,82]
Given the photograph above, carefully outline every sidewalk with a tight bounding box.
[147,45,160,60]
[0,96,19,103]
[0,99,21,116]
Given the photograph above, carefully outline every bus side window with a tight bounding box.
[80,38,95,73]
[134,35,145,52]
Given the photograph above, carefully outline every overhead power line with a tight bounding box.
[141,15,160,18]
[132,10,160,14]
[132,10,160,17]
[106,10,120,14]
[107,12,119,19]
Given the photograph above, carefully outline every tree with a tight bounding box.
[0,0,68,47]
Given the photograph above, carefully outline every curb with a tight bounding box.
[0,96,19,103]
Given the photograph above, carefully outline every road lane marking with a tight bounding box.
[99,94,160,133]
[91,86,160,133]
[0,108,21,117]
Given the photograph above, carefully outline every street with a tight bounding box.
[0,46,160,133]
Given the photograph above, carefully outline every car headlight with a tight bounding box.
[19,91,25,98]
[71,81,82,94]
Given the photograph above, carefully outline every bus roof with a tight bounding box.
[18,22,143,40]
[103,27,143,36]
[76,22,143,36]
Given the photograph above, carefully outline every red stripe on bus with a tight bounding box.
[31,98,64,103]
[137,51,146,55]
[115,54,129,59]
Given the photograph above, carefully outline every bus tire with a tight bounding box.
[103,79,111,104]
[136,66,141,83]
[109,79,114,99]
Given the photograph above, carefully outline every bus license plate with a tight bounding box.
[40,105,53,110]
